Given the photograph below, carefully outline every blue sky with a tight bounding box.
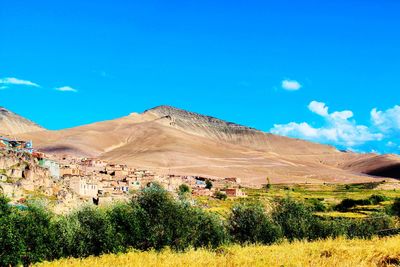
[1,0,399,154]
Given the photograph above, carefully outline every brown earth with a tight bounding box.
[0,107,44,136]
[7,105,400,186]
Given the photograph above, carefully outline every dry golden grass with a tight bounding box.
[37,236,400,267]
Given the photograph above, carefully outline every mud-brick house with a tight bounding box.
[81,158,107,168]
[112,180,130,193]
[70,176,99,197]
[60,165,81,177]
[38,158,60,179]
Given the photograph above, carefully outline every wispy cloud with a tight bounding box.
[55,86,78,93]
[281,79,301,91]
[0,86,8,90]
[0,77,40,87]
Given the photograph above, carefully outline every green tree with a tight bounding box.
[272,198,318,241]
[205,180,213,189]
[228,203,281,245]
[0,215,24,266]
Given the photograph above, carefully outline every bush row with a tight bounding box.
[0,187,398,266]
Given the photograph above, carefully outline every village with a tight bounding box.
[0,136,246,211]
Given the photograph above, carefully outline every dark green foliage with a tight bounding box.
[192,210,227,248]
[133,185,226,251]
[178,184,191,195]
[307,198,327,212]
[0,194,11,216]
[215,191,227,200]
[107,202,143,250]
[344,214,394,239]
[368,194,388,205]
[391,198,400,217]
[0,212,24,267]
[228,203,281,244]
[205,179,213,190]
[0,201,54,266]
[68,206,118,257]
[272,197,317,241]
[334,198,372,212]
[15,204,54,265]
[0,190,398,266]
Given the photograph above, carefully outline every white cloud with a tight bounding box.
[55,86,78,93]
[0,86,8,90]
[281,79,301,91]
[271,100,383,147]
[371,105,400,132]
[0,77,40,87]
[308,101,329,116]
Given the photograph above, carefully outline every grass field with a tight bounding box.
[195,183,400,218]
[36,236,400,267]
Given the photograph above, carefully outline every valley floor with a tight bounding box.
[36,236,400,267]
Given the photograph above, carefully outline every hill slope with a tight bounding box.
[0,107,44,135]
[13,105,400,185]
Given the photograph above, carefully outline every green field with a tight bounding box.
[195,182,400,218]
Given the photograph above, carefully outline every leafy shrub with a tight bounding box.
[133,184,226,251]
[272,198,320,241]
[391,198,400,217]
[0,209,24,267]
[2,202,54,266]
[215,191,227,200]
[191,208,227,248]
[307,198,327,212]
[69,206,118,257]
[369,194,388,205]
[228,203,281,245]
[344,214,394,239]
[334,198,371,212]
[178,184,191,195]
[0,194,11,216]
[107,202,143,250]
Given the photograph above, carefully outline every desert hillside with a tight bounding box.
[0,107,44,136]
[11,105,400,185]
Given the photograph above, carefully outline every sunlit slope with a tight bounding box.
[16,106,400,184]
[0,107,44,135]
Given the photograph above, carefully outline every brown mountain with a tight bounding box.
[0,107,44,136]
[13,105,400,185]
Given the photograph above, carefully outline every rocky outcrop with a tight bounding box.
[0,150,53,192]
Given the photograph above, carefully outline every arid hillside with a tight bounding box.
[13,105,400,185]
[0,107,44,136]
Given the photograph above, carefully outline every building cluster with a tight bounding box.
[0,136,34,153]
[57,156,247,204]
[1,136,246,206]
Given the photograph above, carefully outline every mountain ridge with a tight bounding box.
[5,105,400,185]
[0,107,45,135]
